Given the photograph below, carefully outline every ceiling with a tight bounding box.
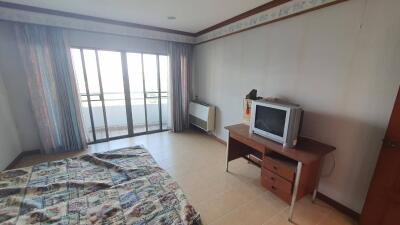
[0,0,273,33]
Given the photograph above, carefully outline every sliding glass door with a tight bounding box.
[70,48,169,143]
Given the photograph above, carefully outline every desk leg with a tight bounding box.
[312,187,318,203]
[312,157,325,203]
[225,133,230,172]
[289,161,303,223]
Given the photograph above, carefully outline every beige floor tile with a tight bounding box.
[318,208,358,225]
[211,195,287,225]
[264,197,335,225]
[263,211,294,225]
[13,129,357,225]
[195,188,253,224]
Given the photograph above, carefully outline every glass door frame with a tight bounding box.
[71,47,170,144]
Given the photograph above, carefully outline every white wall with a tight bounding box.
[0,71,22,170]
[0,21,42,151]
[193,0,400,213]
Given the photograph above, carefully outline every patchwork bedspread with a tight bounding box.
[0,146,201,225]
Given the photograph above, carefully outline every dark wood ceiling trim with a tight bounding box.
[195,0,349,45]
[0,1,196,37]
[195,0,291,36]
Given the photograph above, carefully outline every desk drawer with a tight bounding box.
[263,156,296,182]
[262,169,292,194]
[261,171,292,203]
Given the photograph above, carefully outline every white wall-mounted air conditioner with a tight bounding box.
[189,101,215,132]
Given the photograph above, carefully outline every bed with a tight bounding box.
[0,146,201,225]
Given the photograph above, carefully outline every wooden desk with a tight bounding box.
[225,124,335,222]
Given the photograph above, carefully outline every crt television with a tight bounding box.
[249,100,303,148]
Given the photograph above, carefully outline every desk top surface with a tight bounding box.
[225,124,336,164]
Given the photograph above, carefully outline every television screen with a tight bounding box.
[254,105,286,137]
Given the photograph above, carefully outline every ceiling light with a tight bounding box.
[167,16,176,20]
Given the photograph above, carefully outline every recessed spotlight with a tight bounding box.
[167,16,176,20]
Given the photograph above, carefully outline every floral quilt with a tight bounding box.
[0,146,201,225]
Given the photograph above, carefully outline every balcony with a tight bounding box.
[80,92,169,143]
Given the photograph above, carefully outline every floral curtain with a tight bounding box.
[15,24,87,154]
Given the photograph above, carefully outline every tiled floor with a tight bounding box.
[14,129,357,225]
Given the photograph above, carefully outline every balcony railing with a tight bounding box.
[79,91,169,142]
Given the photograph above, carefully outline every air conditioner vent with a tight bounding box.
[189,101,215,132]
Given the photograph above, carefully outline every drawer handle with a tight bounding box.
[270,177,275,181]
[273,166,278,170]
[271,186,277,190]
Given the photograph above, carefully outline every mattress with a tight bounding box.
[0,146,201,225]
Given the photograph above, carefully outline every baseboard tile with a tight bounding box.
[209,133,227,145]
[189,125,227,145]
[316,192,360,220]
[5,149,41,170]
